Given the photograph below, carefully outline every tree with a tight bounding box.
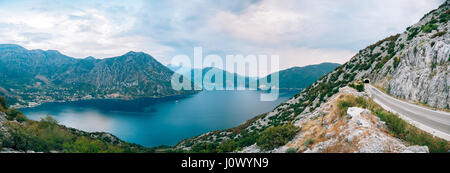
[0,96,6,112]
[256,124,298,150]
[39,115,59,129]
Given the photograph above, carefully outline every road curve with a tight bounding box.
[366,84,450,141]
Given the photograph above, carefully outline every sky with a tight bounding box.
[0,0,445,74]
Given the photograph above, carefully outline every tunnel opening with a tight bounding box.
[364,79,370,83]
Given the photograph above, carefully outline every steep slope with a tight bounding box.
[261,63,340,89]
[0,46,196,107]
[174,2,449,153]
[369,4,450,109]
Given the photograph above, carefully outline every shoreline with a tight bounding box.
[13,93,197,109]
[12,88,303,109]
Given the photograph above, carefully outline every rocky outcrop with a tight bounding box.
[0,111,6,122]
[371,2,450,109]
[0,111,8,152]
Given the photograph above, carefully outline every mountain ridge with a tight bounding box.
[170,62,340,90]
[0,45,197,107]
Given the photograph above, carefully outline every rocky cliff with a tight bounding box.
[370,2,449,109]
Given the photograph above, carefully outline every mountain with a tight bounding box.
[169,65,257,89]
[187,67,258,89]
[0,46,196,107]
[0,42,337,108]
[262,63,340,89]
[173,2,450,153]
[170,62,339,90]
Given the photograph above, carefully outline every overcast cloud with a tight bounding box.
[0,0,445,73]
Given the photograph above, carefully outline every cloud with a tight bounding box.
[254,46,355,70]
[210,0,308,45]
[196,0,445,73]
[0,1,173,59]
[209,0,444,49]
[0,0,446,72]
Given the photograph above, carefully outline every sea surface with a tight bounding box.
[20,90,299,147]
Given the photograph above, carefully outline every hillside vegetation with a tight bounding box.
[173,1,450,153]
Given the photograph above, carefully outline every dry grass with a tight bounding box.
[291,92,360,152]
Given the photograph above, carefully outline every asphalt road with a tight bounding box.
[366,84,450,141]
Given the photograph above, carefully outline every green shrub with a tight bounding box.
[439,10,449,23]
[337,95,449,152]
[5,108,25,121]
[408,27,420,40]
[217,140,238,153]
[303,138,314,147]
[236,132,258,147]
[39,115,59,129]
[431,30,447,38]
[15,114,28,122]
[387,41,396,56]
[3,119,73,152]
[190,142,219,153]
[393,57,400,69]
[374,108,448,152]
[376,56,391,70]
[256,124,298,150]
[336,95,369,116]
[376,110,407,137]
[0,96,6,112]
[62,137,127,153]
[286,147,297,153]
[421,23,438,33]
[349,82,365,92]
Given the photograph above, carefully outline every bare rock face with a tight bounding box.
[0,111,7,150]
[372,2,449,109]
[0,111,8,134]
[0,111,6,122]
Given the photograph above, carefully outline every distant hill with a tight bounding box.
[262,63,340,89]
[173,67,257,89]
[169,63,339,90]
[0,45,196,107]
